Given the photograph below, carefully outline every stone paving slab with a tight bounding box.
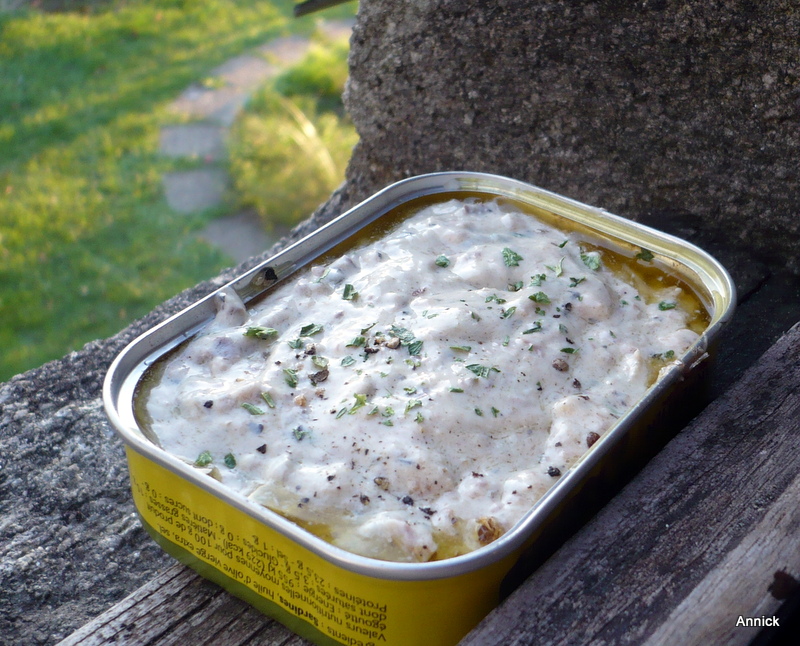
[257,34,313,66]
[168,85,251,127]
[162,168,227,213]
[199,211,291,264]
[158,124,226,160]
[210,54,280,91]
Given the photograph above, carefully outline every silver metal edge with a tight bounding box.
[103,171,736,582]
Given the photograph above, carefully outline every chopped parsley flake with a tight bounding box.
[546,257,565,277]
[486,294,507,304]
[491,407,501,417]
[435,255,450,267]
[405,399,422,414]
[502,247,524,267]
[659,301,677,311]
[346,336,366,347]
[475,408,484,416]
[561,347,578,354]
[261,392,276,409]
[195,451,213,467]
[530,273,547,286]
[636,248,655,262]
[508,281,524,292]
[450,345,472,352]
[342,284,358,300]
[558,239,569,248]
[312,355,329,369]
[244,326,279,340]
[415,411,424,423]
[292,426,310,441]
[242,402,265,415]
[341,355,356,367]
[283,368,299,388]
[466,364,501,378]
[299,323,324,337]
[408,340,424,356]
[501,306,517,319]
[349,393,369,414]
[523,321,543,334]
[224,453,237,469]
[449,387,464,393]
[287,338,303,349]
[581,251,602,271]
[529,291,551,304]
[569,276,586,288]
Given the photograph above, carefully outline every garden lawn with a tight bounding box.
[0,0,355,381]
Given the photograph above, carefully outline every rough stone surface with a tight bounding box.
[343,0,800,272]
[0,189,350,646]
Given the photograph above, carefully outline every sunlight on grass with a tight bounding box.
[228,35,357,229]
[0,0,357,381]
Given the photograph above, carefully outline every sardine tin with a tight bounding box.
[104,172,735,646]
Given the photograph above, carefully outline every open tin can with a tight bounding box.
[104,172,735,646]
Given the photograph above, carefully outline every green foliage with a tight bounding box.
[0,0,358,382]
[228,34,357,230]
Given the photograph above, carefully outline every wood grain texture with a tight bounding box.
[460,322,800,646]
[56,564,306,646]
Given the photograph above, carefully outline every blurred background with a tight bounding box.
[0,0,357,382]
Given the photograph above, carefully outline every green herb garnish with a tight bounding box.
[450,345,472,352]
[530,273,547,286]
[636,248,655,262]
[408,340,424,356]
[342,284,358,300]
[312,355,329,369]
[658,301,677,311]
[435,255,450,268]
[502,247,524,267]
[261,392,276,409]
[195,451,213,467]
[299,323,324,337]
[287,338,303,349]
[405,399,422,414]
[580,251,602,271]
[341,355,357,367]
[292,426,309,441]
[242,402,265,415]
[466,364,501,378]
[224,453,236,469]
[347,336,366,347]
[529,291,551,304]
[561,347,578,354]
[349,393,369,415]
[449,387,464,393]
[523,321,543,334]
[283,368,299,388]
[244,326,278,340]
[501,306,517,319]
[569,276,585,288]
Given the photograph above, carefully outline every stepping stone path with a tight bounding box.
[160,19,354,264]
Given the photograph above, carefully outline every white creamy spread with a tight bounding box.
[143,199,701,562]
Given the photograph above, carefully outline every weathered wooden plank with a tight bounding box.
[460,321,800,646]
[56,564,302,646]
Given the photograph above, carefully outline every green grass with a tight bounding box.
[0,0,357,381]
[229,33,357,229]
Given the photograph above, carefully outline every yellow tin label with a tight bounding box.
[127,447,517,646]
